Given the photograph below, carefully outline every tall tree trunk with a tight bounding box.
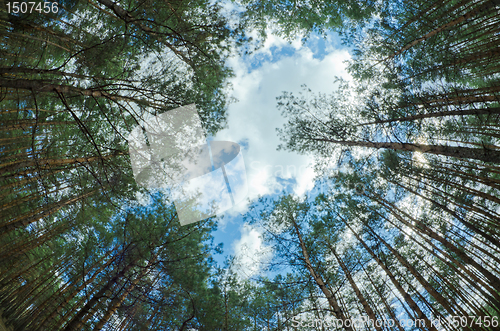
[61,261,136,331]
[0,151,124,176]
[368,192,500,309]
[314,138,500,163]
[289,215,353,330]
[93,259,153,331]
[360,263,406,331]
[326,243,383,331]
[0,78,164,109]
[337,216,438,331]
[0,189,98,234]
[360,107,500,125]
[384,0,500,61]
[365,225,472,327]
[389,178,500,252]
[370,208,490,319]
[34,245,123,331]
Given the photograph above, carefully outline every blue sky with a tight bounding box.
[210,30,352,276]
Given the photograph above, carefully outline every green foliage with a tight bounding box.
[2,0,500,329]
[238,0,377,40]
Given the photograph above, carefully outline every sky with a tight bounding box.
[210,30,353,276]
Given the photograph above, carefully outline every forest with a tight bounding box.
[1,0,499,330]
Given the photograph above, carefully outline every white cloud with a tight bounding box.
[294,165,316,197]
[232,223,272,278]
[214,33,351,271]
[215,32,351,215]
[251,29,303,58]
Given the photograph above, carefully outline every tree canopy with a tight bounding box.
[1,0,500,330]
